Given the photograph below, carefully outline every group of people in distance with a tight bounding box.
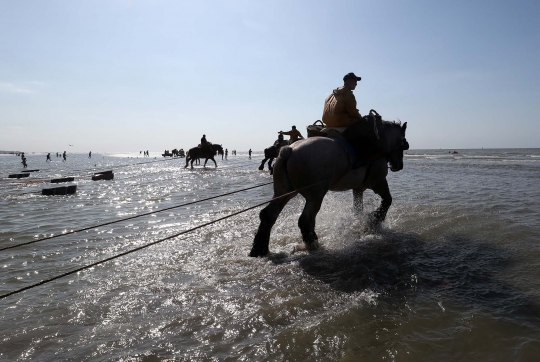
[44,151,69,162]
[16,73,385,171]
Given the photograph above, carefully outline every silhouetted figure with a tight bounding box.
[274,133,285,147]
[200,134,212,153]
[279,125,304,144]
[88,151,92,158]
[249,149,252,159]
[46,153,51,162]
[63,151,67,161]
[225,149,228,159]
[21,157,27,168]
[146,150,149,157]
[322,72,389,158]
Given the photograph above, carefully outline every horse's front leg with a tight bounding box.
[212,157,217,168]
[353,187,364,216]
[258,158,267,171]
[369,179,392,226]
[203,158,209,167]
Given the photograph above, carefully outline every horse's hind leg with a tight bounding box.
[298,190,327,249]
[250,192,296,257]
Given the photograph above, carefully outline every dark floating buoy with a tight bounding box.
[51,177,75,184]
[8,173,30,179]
[42,185,77,196]
[92,172,114,181]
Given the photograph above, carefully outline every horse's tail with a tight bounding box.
[273,146,294,191]
[278,146,293,161]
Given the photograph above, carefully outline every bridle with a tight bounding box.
[401,137,410,151]
[386,134,409,171]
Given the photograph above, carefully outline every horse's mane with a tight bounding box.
[383,120,402,129]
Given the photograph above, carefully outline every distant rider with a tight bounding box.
[200,134,212,154]
[279,126,304,145]
[273,133,285,148]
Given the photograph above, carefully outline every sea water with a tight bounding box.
[0,149,539,361]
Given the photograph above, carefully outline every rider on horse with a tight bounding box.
[279,126,304,145]
[322,72,389,157]
[200,134,213,154]
[273,133,285,148]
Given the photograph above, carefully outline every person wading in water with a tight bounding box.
[322,72,389,159]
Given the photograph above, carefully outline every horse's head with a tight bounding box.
[385,121,409,172]
[213,144,224,155]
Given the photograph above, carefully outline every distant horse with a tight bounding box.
[258,140,289,174]
[249,121,409,257]
[185,144,224,168]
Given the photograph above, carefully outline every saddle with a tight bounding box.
[306,119,378,169]
[198,142,213,149]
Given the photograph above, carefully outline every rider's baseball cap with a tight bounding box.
[343,72,361,81]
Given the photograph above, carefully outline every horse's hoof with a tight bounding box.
[293,240,319,253]
[305,239,320,251]
[249,246,269,257]
[258,167,264,171]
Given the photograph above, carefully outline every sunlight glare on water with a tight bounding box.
[1,149,540,361]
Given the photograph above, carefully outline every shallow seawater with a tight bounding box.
[1,149,539,361]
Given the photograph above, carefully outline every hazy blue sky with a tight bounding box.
[1,0,539,152]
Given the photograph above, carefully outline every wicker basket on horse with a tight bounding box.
[306,120,327,138]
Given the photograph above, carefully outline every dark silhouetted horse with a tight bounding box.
[185,144,224,168]
[258,140,289,175]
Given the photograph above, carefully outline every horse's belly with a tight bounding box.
[329,166,368,191]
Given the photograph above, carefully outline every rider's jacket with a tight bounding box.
[322,86,362,127]
[281,129,303,142]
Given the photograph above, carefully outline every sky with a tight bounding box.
[1,0,539,153]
